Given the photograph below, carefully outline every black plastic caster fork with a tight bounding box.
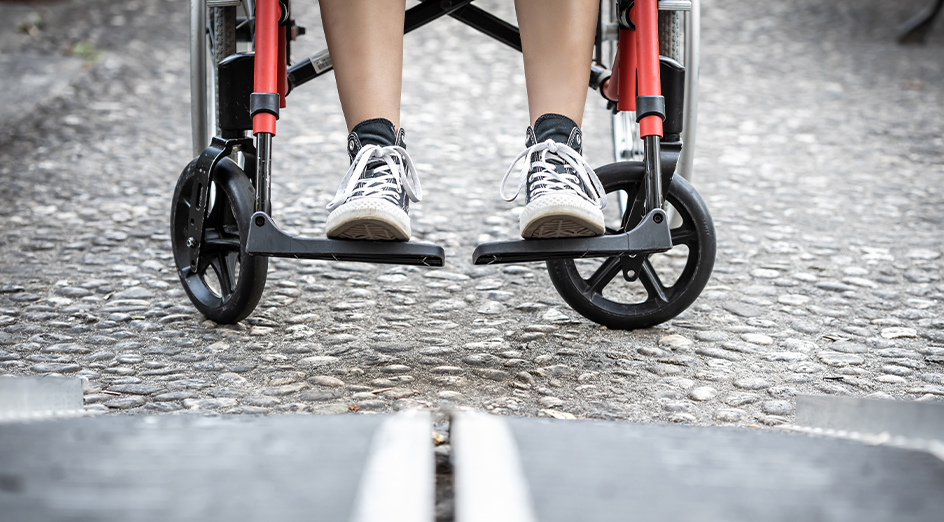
[171,157,267,324]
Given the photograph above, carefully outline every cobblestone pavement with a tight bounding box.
[1,0,943,425]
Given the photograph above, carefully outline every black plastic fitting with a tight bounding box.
[590,63,612,93]
[659,56,686,141]
[218,53,255,135]
[250,92,280,120]
[617,0,635,30]
[635,95,665,122]
[278,0,291,25]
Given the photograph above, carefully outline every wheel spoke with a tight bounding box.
[639,258,669,304]
[584,257,623,295]
[202,236,241,253]
[671,225,697,246]
[196,254,214,278]
[212,252,237,299]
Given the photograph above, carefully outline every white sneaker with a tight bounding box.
[500,114,606,239]
[325,119,421,241]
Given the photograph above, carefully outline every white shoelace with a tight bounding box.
[326,144,422,212]
[500,139,607,209]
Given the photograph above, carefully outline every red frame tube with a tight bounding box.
[633,0,663,138]
[602,46,620,103]
[278,26,288,108]
[616,28,636,112]
[253,0,280,135]
[608,3,663,137]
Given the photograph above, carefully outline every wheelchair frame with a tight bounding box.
[175,0,715,329]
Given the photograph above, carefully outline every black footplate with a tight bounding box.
[246,212,445,267]
[472,209,672,265]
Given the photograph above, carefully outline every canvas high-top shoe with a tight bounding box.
[500,113,606,238]
[325,118,421,241]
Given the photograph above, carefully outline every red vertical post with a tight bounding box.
[278,26,287,108]
[616,28,636,112]
[634,0,663,138]
[603,46,620,103]
[253,0,279,135]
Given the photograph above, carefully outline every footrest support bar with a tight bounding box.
[472,209,672,265]
[246,212,446,267]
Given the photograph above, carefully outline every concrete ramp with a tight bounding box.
[0,411,432,522]
[452,411,944,522]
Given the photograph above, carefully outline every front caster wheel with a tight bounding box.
[546,162,715,330]
[171,157,267,324]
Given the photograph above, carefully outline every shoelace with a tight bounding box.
[500,139,607,209]
[326,144,422,212]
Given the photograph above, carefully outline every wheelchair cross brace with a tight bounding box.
[287,0,521,92]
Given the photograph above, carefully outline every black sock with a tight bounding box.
[350,118,397,147]
[532,113,582,153]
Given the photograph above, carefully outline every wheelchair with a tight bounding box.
[171,0,715,330]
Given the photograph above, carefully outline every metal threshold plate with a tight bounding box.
[796,394,944,441]
[0,376,83,420]
[452,413,944,522]
[246,212,445,267]
[0,412,432,522]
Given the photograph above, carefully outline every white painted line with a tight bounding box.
[350,410,434,522]
[452,412,538,522]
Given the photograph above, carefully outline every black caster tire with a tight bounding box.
[546,162,716,330]
[171,157,267,324]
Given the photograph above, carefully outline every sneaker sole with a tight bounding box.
[325,199,411,241]
[520,195,605,239]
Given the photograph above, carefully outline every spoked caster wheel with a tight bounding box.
[546,162,716,330]
[170,157,267,324]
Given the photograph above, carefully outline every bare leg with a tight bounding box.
[514,0,598,127]
[320,1,417,241]
[319,0,405,131]
[511,0,604,239]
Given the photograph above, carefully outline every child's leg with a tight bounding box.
[319,0,420,241]
[319,0,405,131]
[514,0,599,127]
[503,0,605,239]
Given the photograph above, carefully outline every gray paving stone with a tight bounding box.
[733,378,772,391]
[818,352,866,367]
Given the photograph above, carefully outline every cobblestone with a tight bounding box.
[0,0,942,426]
